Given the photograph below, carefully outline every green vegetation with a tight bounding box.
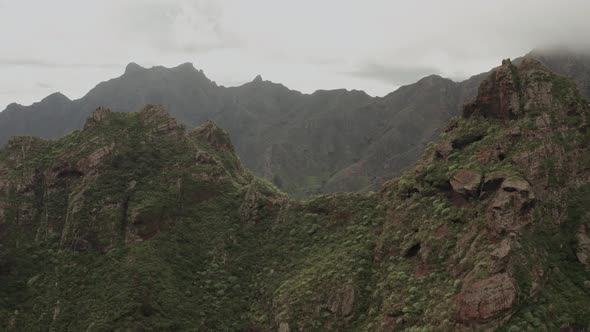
[1,59,590,331]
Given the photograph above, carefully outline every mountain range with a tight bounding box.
[1,57,589,331]
[1,49,590,197]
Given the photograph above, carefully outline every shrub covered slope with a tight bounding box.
[0,58,589,331]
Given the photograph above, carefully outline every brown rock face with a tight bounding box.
[463,59,521,119]
[84,107,112,130]
[455,273,517,323]
[487,178,535,234]
[190,120,235,152]
[138,104,183,137]
[463,57,567,124]
[239,184,264,224]
[576,225,590,267]
[76,143,115,174]
[450,169,482,197]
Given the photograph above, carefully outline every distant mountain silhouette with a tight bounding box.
[1,49,589,197]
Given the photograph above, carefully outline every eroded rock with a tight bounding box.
[77,143,115,174]
[487,178,535,234]
[191,120,235,152]
[450,169,482,197]
[195,151,218,165]
[84,107,112,130]
[463,59,521,119]
[455,273,516,323]
[139,104,183,136]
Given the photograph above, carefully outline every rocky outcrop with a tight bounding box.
[139,104,183,137]
[450,169,482,197]
[239,184,262,224]
[76,143,115,174]
[463,59,521,119]
[238,181,284,224]
[190,120,235,152]
[487,177,535,235]
[84,107,112,130]
[455,273,517,323]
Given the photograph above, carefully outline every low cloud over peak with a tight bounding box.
[1,0,590,108]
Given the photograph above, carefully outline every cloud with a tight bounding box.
[118,0,241,55]
[0,58,120,69]
[347,63,442,85]
[2,0,590,108]
[35,82,52,89]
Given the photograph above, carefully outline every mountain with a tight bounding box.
[1,50,590,197]
[527,48,590,99]
[1,58,589,330]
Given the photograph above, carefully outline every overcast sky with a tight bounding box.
[1,0,589,110]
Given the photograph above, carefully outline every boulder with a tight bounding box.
[455,273,516,323]
[435,141,454,159]
[450,169,482,197]
[487,178,535,234]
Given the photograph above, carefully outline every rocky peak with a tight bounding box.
[463,58,521,119]
[463,57,577,121]
[138,104,181,133]
[83,107,113,130]
[253,74,263,83]
[124,62,145,74]
[190,120,235,152]
[173,62,197,71]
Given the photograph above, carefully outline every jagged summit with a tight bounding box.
[2,50,590,198]
[378,58,590,329]
[173,62,197,71]
[464,57,583,120]
[252,74,263,83]
[83,106,112,130]
[124,62,145,74]
[190,119,235,152]
[124,62,201,76]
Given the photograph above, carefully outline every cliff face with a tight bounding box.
[374,58,590,330]
[1,58,590,331]
[0,104,262,252]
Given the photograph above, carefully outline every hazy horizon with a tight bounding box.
[1,0,589,110]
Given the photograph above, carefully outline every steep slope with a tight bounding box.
[369,58,590,330]
[1,58,590,331]
[529,48,590,99]
[1,50,590,198]
[0,92,74,142]
[0,105,287,330]
[322,75,463,193]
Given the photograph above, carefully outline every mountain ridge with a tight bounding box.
[1,49,590,197]
[1,57,589,330]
